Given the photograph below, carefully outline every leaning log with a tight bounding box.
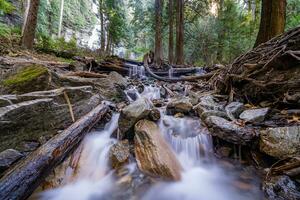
[0,104,109,200]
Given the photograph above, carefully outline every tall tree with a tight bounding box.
[168,0,174,64]
[154,0,163,66]
[175,0,184,65]
[21,0,40,49]
[99,0,106,53]
[58,0,64,37]
[254,0,286,47]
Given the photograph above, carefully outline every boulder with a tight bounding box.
[134,120,182,180]
[0,149,23,173]
[166,98,193,115]
[260,126,300,159]
[194,95,224,116]
[118,97,153,139]
[239,108,270,123]
[108,71,128,88]
[0,86,101,151]
[225,102,244,120]
[200,110,229,121]
[263,175,300,200]
[204,116,256,144]
[149,109,161,122]
[109,140,130,170]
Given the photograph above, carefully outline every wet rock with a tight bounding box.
[239,108,270,123]
[166,98,193,115]
[194,95,224,116]
[118,97,153,139]
[200,110,228,121]
[0,149,23,173]
[204,116,255,144]
[108,71,128,88]
[0,86,101,151]
[134,120,182,180]
[174,113,185,118]
[216,147,232,158]
[109,140,130,170]
[263,175,300,200]
[260,126,300,159]
[126,89,139,102]
[149,109,161,122]
[225,102,244,120]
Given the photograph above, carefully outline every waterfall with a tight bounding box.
[168,67,174,78]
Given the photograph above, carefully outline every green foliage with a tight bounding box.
[36,34,78,53]
[286,0,300,30]
[0,0,14,14]
[0,22,21,38]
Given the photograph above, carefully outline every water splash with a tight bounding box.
[125,85,161,102]
[168,67,174,78]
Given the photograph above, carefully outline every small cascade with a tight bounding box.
[125,85,161,102]
[128,64,146,79]
[168,67,174,78]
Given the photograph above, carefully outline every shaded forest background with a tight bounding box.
[0,0,299,65]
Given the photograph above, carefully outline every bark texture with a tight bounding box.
[168,0,174,64]
[21,0,40,49]
[154,0,164,66]
[175,0,184,65]
[254,0,287,47]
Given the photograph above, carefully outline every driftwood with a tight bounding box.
[0,104,109,200]
[212,26,300,103]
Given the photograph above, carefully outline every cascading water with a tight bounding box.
[168,67,174,78]
[128,64,146,79]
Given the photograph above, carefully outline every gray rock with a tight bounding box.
[225,102,244,120]
[263,175,300,200]
[0,149,23,172]
[118,97,153,139]
[109,140,130,170]
[200,110,229,121]
[0,86,101,151]
[260,126,300,159]
[239,108,270,123]
[166,98,193,115]
[108,72,128,88]
[204,116,255,144]
[194,95,224,116]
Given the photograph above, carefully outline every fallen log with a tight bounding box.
[65,71,108,78]
[144,64,215,82]
[0,104,109,200]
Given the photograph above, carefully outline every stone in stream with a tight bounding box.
[118,97,153,139]
[134,119,182,180]
[0,86,101,152]
[225,102,244,120]
[263,175,300,200]
[149,109,161,122]
[194,95,224,116]
[109,140,130,170]
[200,110,229,121]
[239,108,270,123]
[204,116,256,144]
[166,98,193,115]
[260,126,300,159]
[0,149,23,173]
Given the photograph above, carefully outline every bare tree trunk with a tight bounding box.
[100,0,105,54]
[175,0,184,65]
[58,0,64,37]
[154,0,163,66]
[254,0,286,47]
[22,0,30,36]
[216,0,224,62]
[106,29,111,55]
[168,0,174,64]
[21,0,40,49]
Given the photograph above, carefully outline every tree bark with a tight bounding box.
[58,0,64,37]
[100,0,106,54]
[0,104,109,200]
[21,0,30,35]
[168,0,174,64]
[254,0,287,47]
[154,0,164,66]
[21,0,40,49]
[175,0,184,65]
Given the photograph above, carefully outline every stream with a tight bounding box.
[36,67,263,200]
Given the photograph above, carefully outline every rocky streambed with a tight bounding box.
[0,54,300,200]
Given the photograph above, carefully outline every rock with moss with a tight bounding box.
[0,64,51,94]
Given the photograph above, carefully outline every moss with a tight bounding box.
[1,65,49,94]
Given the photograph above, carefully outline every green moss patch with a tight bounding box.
[1,65,49,94]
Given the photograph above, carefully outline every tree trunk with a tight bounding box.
[175,0,184,65]
[154,0,163,66]
[21,0,40,49]
[254,0,286,47]
[21,0,30,36]
[58,0,64,37]
[168,0,174,64]
[100,0,105,53]
[216,0,224,62]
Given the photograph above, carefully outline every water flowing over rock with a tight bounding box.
[166,98,193,115]
[118,97,153,139]
[204,116,256,144]
[0,86,101,151]
[239,108,270,123]
[260,126,300,159]
[134,120,182,180]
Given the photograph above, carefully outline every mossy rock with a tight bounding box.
[0,64,50,94]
